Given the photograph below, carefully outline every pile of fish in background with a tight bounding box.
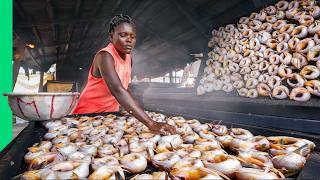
[197,0,320,101]
[21,111,315,179]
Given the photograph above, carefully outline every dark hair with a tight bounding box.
[108,14,135,33]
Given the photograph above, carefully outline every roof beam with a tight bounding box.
[15,0,126,28]
[77,0,104,52]
[27,49,42,68]
[15,15,111,28]
[13,1,42,69]
[64,0,82,60]
[76,0,126,59]
[76,23,90,50]
[169,0,209,39]
[251,0,264,7]
[15,30,42,68]
[32,27,44,56]
[64,25,74,54]
[36,49,96,60]
[111,0,123,12]
[133,20,195,75]
[94,0,123,38]
[36,39,106,60]
[13,0,27,18]
[35,34,106,48]
[46,0,61,63]
[207,0,253,29]
[46,0,59,41]
[74,0,82,17]
[130,0,151,18]
[71,36,107,60]
[135,21,190,60]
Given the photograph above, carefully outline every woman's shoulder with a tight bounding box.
[93,51,115,69]
[96,51,114,61]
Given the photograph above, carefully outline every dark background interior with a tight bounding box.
[14,0,276,88]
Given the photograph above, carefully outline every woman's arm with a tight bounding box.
[96,51,176,135]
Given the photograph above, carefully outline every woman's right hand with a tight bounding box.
[148,121,177,136]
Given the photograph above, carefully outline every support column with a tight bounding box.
[38,71,44,92]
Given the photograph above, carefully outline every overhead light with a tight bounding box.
[26,43,35,48]
[79,67,83,70]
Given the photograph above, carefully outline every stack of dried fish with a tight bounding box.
[198,0,320,101]
[21,111,315,179]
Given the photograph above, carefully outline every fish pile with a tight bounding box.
[21,111,315,179]
[197,0,320,101]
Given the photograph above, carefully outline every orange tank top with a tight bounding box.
[72,43,131,114]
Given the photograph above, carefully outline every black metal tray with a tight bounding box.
[0,114,319,179]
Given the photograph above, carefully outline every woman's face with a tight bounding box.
[110,22,136,54]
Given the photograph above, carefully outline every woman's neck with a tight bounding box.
[115,49,126,61]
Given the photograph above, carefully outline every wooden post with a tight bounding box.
[38,71,44,92]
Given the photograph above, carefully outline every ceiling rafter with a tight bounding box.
[58,0,120,65]
[64,0,83,61]
[207,0,254,30]
[134,20,190,68]
[75,0,125,61]
[35,34,105,48]
[36,49,96,60]
[27,49,42,68]
[130,1,202,68]
[14,0,42,69]
[15,15,110,28]
[15,29,42,68]
[73,0,146,68]
[46,0,59,42]
[76,0,104,51]
[32,27,44,56]
[129,0,149,18]
[45,0,61,65]
[169,0,209,40]
[13,0,27,18]
[36,37,108,60]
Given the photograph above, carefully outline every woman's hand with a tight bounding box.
[150,122,177,135]
[148,122,177,136]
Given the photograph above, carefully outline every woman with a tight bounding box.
[72,15,176,135]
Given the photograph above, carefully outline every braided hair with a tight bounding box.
[108,14,135,33]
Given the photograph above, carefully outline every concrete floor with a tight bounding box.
[12,123,28,139]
